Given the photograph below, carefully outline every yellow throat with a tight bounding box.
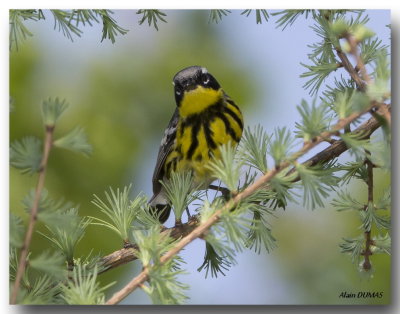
[179,86,222,117]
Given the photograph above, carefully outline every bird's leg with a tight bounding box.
[186,207,192,220]
[123,240,134,249]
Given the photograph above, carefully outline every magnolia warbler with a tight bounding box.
[149,66,244,223]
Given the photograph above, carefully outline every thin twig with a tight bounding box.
[335,47,366,91]
[346,35,372,85]
[99,104,390,274]
[327,10,367,91]
[336,31,392,127]
[10,126,55,304]
[362,157,374,271]
[105,101,379,305]
[342,33,386,271]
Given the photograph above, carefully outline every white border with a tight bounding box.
[2,1,399,313]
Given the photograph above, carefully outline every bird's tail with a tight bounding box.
[148,193,171,224]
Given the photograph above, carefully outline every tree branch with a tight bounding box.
[100,216,200,272]
[300,103,390,168]
[10,125,55,304]
[99,103,390,275]
[105,100,382,305]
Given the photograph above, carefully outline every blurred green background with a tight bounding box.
[9,10,391,304]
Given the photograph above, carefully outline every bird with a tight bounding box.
[149,66,244,223]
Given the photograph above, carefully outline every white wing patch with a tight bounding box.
[160,125,177,146]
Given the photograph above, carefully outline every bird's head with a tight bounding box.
[173,66,222,117]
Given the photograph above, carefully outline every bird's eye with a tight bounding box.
[202,74,210,85]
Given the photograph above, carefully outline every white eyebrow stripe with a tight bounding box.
[201,67,208,74]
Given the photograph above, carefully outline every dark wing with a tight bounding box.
[151,108,179,195]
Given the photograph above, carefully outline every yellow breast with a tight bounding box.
[176,106,243,185]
